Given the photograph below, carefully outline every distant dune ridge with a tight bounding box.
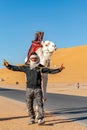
[0,45,87,84]
[49,44,87,83]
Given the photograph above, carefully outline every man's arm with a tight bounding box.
[41,64,65,74]
[3,60,26,72]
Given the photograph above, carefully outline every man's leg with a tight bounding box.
[26,88,35,124]
[35,89,45,125]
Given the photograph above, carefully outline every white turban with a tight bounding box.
[29,53,40,69]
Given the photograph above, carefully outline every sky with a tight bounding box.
[0,0,87,68]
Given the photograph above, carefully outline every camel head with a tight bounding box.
[41,40,56,57]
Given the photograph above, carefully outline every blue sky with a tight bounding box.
[0,0,87,68]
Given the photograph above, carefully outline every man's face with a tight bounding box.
[30,57,39,62]
[29,55,40,69]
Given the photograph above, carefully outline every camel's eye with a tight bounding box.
[45,44,48,46]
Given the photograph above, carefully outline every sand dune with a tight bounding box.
[49,44,87,83]
[0,45,87,84]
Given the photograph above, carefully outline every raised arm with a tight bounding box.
[41,64,65,74]
[3,60,26,72]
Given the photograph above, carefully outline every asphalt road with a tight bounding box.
[0,87,87,127]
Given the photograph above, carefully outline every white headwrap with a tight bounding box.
[29,54,40,69]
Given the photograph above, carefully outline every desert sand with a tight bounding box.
[0,45,87,130]
[0,95,87,130]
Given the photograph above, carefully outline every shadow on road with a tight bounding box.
[51,107,87,115]
[0,115,28,121]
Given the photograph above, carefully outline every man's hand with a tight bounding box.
[59,64,65,71]
[43,97,47,102]
[3,60,9,67]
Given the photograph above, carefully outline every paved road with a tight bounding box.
[0,87,87,127]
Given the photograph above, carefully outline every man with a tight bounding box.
[3,52,65,125]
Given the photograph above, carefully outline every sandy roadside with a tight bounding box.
[0,96,87,130]
[0,83,87,130]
